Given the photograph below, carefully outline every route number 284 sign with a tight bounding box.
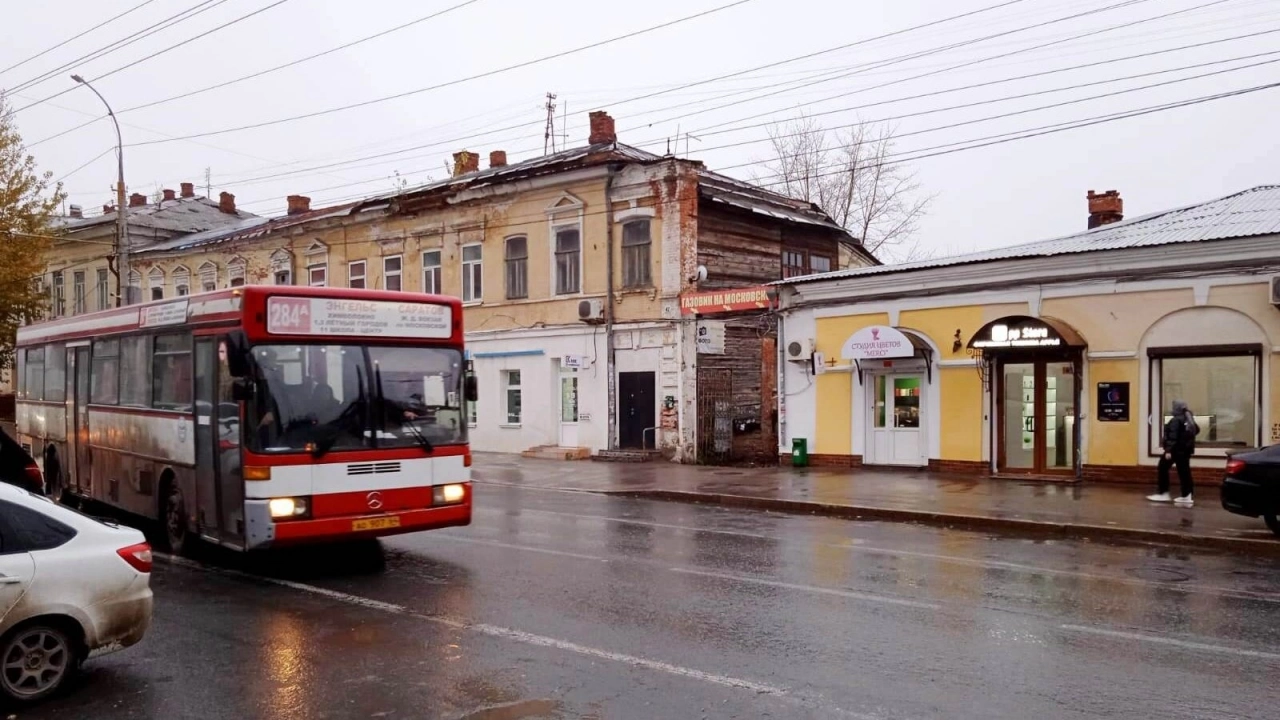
[266,297,452,339]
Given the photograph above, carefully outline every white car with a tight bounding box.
[0,483,153,703]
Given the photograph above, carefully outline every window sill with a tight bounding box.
[499,423,522,429]
[462,300,483,307]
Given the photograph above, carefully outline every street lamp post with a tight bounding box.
[71,74,133,306]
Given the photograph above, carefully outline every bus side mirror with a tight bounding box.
[231,378,255,402]
[464,375,478,402]
[225,331,251,377]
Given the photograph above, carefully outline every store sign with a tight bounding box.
[841,325,914,360]
[141,299,189,327]
[679,286,771,315]
[1097,382,1130,422]
[971,320,1063,349]
[265,297,452,338]
[696,320,726,354]
[562,354,588,369]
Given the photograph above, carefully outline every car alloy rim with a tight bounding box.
[2,629,69,697]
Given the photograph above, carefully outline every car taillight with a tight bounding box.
[1225,458,1247,475]
[117,542,153,573]
[23,462,44,493]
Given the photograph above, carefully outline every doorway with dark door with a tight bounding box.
[618,372,656,449]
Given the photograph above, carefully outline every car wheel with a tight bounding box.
[163,485,191,555]
[1265,514,1280,537]
[0,623,78,704]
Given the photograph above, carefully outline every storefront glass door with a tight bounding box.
[867,373,925,466]
[999,359,1077,474]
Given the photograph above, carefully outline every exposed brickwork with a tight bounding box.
[1081,463,1224,487]
[1087,189,1123,228]
[129,193,147,207]
[588,111,616,144]
[287,195,311,215]
[451,151,479,176]
[928,459,989,476]
[218,192,236,214]
[180,182,195,198]
[489,150,507,168]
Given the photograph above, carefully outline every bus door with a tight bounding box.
[69,346,91,495]
[215,337,243,544]
[194,339,224,543]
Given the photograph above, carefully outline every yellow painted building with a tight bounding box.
[777,186,1280,485]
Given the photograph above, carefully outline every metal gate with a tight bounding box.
[696,368,733,464]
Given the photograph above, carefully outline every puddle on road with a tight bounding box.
[456,699,561,720]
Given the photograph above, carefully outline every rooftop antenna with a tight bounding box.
[543,92,558,154]
[203,167,212,199]
[685,131,702,157]
[560,99,568,150]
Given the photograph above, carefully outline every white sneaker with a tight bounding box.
[1146,493,1172,502]
[1174,495,1194,507]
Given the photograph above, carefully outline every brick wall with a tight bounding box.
[1081,463,1224,487]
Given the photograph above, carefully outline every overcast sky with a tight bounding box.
[3,0,1277,260]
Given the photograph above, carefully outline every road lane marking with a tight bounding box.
[480,506,1280,604]
[155,553,786,696]
[430,534,610,562]
[1060,624,1280,661]
[670,567,942,610]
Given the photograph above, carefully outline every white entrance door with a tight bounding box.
[558,369,580,447]
[867,373,925,466]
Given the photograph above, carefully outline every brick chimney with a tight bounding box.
[1087,189,1123,229]
[287,195,311,215]
[103,204,115,214]
[452,151,479,177]
[588,111,616,145]
[219,191,236,214]
[180,182,195,198]
[162,188,176,202]
[68,204,83,219]
[489,150,507,168]
[129,193,147,207]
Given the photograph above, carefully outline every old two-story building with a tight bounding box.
[776,186,1280,486]
[49,111,873,461]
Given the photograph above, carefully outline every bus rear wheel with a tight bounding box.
[162,485,191,556]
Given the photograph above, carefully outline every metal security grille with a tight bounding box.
[696,368,733,464]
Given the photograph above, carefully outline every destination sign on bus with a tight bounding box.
[266,297,452,339]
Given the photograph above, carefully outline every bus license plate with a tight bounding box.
[352,516,401,532]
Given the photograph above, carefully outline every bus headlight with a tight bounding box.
[268,497,309,519]
[433,484,466,505]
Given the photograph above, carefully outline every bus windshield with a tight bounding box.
[245,344,467,455]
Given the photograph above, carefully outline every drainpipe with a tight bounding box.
[604,164,620,451]
[776,295,787,460]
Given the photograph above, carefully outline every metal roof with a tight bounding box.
[779,185,1280,284]
[53,196,257,235]
[136,202,359,255]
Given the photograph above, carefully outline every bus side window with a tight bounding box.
[90,339,120,405]
[119,336,151,408]
[44,343,66,404]
[153,334,193,412]
[24,347,45,402]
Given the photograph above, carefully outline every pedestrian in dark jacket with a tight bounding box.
[1147,400,1199,507]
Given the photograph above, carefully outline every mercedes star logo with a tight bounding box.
[366,491,384,510]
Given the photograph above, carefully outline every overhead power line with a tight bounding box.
[4,0,228,96]
[122,0,767,146]
[0,0,159,78]
[13,0,296,115]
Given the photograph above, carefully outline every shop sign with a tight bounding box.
[841,325,914,360]
[696,320,726,354]
[971,321,1062,349]
[1097,382,1130,422]
[679,286,771,315]
[562,354,588,369]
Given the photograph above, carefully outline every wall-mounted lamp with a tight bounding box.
[952,329,963,354]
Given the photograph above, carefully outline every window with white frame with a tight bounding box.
[173,266,190,296]
[96,268,109,310]
[51,272,64,317]
[227,257,246,287]
[383,255,402,291]
[72,271,85,314]
[348,260,366,289]
[621,220,651,288]
[1149,347,1261,451]
[461,245,482,302]
[504,236,527,299]
[305,241,328,288]
[308,263,327,287]
[270,249,293,285]
[503,370,522,424]
[148,267,165,300]
[554,227,581,295]
[422,250,442,294]
[198,261,218,292]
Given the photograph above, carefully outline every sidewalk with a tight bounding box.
[471,454,1280,554]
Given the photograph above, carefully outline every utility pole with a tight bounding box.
[543,92,558,155]
[72,74,133,305]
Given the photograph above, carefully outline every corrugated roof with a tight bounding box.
[779,185,1280,284]
[136,202,359,255]
[53,196,257,235]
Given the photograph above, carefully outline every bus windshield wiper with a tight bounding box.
[403,420,434,454]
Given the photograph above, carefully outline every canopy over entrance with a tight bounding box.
[967,315,1086,351]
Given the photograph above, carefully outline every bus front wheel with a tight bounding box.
[162,483,191,556]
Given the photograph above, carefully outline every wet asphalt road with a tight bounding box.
[21,483,1280,720]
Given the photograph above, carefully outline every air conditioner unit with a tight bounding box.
[1270,276,1280,306]
[785,338,814,361]
[578,298,605,323]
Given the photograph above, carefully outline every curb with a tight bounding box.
[594,489,1280,556]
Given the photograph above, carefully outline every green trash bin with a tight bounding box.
[791,438,809,467]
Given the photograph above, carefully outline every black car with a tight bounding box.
[0,427,44,495]
[1221,446,1280,536]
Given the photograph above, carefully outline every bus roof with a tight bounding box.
[17,285,464,347]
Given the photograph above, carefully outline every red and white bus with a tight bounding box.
[15,286,474,552]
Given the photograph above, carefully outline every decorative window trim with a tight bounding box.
[546,192,585,297]
[227,256,247,287]
[198,261,219,292]
[422,250,442,294]
[172,265,191,296]
[504,235,528,300]
[348,259,366,289]
[382,255,403,291]
[461,244,482,303]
